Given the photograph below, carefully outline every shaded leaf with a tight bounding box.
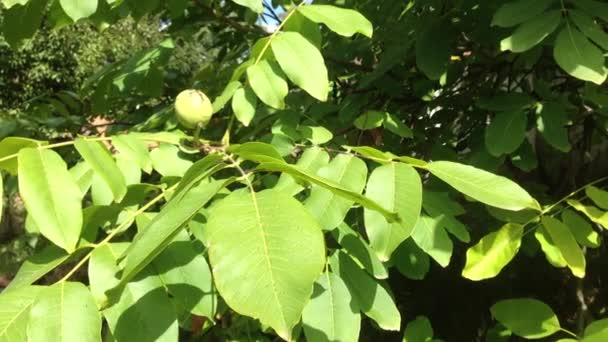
[562,209,600,248]
[333,223,388,279]
[302,272,361,342]
[490,298,560,339]
[364,163,422,260]
[391,239,430,280]
[112,134,153,173]
[416,18,454,80]
[5,245,69,292]
[232,86,257,127]
[331,251,401,331]
[410,215,452,267]
[536,102,571,152]
[403,316,434,342]
[586,186,608,210]
[500,10,561,53]
[542,216,586,278]
[247,60,289,109]
[305,154,367,230]
[485,111,527,157]
[492,0,557,27]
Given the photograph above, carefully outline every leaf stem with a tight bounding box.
[559,327,579,339]
[57,183,179,283]
[541,176,608,215]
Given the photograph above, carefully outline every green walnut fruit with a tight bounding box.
[174,89,213,129]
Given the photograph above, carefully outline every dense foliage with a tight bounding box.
[1,0,608,341]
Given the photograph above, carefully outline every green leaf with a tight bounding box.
[90,243,178,342]
[0,285,43,341]
[477,93,536,112]
[150,144,193,177]
[271,32,329,101]
[18,148,83,252]
[568,199,608,229]
[333,223,388,279]
[354,111,385,130]
[212,81,241,113]
[257,162,399,222]
[153,231,216,318]
[5,246,69,292]
[462,224,524,281]
[426,161,540,211]
[536,102,571,152]
[365,163,422,261]
[104,267,178,342]
[59,0,97,21]
[112,179,229,297]
[28,282,102,342]
[302,272,361,342]
[500,10,562,53]
[492,0,557,27]
[247,60,289,109]
[542,216,586,278]
[384,113,413,138]
[416,18,454,80]
[0,175,3,226]
[574,0,608,22]
[112,134,153,173]
[75,138,127,202]
[1,0,29,9]
[2,0,48,48]
[391,239,430,280]
[171,154,225,201]
[553,27,608,85]
[424,204,470,243]
[283,10,322,48]
[403,316,434,342]
[69,161,95,197]
[301,126,333,145]
[410,215,453,267]
[89,243,129,307]
[331,251,401,331]
[230,0,262,13]
[297,4,373,38]
[485,111,527,157]
[586,186,608,210]
[0,137,45,175]
[305,154,367,230]
[570,10,608,50]
[490,298,560,339]
[274,147,330,196]
[204,189,326,340]
[535,225,568,267]
[583,318,608,342]
[232,86,257,127]
[562,209,600,248]
[229,141,285,163]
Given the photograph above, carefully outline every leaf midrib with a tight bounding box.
[249,190,289,332]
